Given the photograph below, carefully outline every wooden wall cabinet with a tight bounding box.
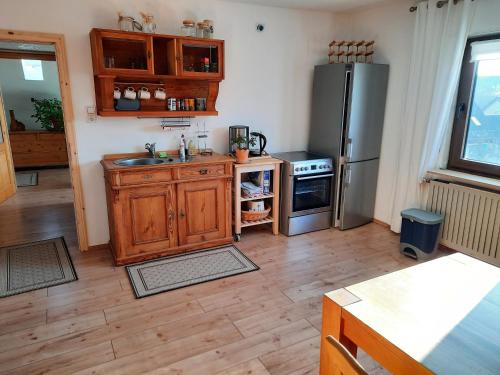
[90,28,224,118]
[102,155,233,265]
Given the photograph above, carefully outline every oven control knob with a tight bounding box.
[319,165,324,169]
[295,167,300,172]
[300,167,305,171]
[304,167,309,171]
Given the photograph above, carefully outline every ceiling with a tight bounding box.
[222,0,397,12]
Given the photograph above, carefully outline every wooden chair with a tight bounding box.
[325,335,368,375]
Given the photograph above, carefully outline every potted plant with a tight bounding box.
[31,98,64,131]
[231,135,256,163]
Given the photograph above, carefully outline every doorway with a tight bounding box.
[0,30,88,251]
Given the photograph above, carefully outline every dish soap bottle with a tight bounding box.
[179,134,186,162]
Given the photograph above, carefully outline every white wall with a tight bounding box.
[340,0,500,225]
[0,59,61,130]
[0,0,341,245]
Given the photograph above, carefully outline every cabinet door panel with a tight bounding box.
[178,39,224,79]
[122,185,176,256]
[94,31,153,75]
[178,179,226,245]
[130,194,169,244]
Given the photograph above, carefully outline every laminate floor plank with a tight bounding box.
[215,359,271,375]
[259,336,320,375]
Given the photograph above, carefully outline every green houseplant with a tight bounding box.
[231,135,256,163]
[31,97,64,131]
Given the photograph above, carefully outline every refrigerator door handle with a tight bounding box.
[346,138,353,161]
[344,166,351,187]
[340,70,352,157]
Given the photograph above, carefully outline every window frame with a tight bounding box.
[448,33,500,178]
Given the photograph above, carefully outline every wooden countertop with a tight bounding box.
[101,151,233,172]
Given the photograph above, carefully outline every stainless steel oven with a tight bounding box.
[274,152,334,236]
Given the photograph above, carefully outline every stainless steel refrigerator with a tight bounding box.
[308,63,389,230]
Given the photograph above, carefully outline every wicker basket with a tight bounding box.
[241,205,271,221]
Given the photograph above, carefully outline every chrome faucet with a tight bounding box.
[145,142,156,158]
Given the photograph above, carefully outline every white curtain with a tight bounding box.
[390,0,476,232]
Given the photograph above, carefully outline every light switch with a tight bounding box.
[86,105,97,123]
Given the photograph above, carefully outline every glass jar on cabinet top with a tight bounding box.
[181,20,196,37]
[196,22,210,38]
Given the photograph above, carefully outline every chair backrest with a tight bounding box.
[325,335,368,375]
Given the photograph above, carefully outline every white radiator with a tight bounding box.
[426,180,500,266]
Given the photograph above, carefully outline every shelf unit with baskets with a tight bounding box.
[233,158,282,241]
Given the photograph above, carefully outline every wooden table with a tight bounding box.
[233,157,282,240]
[320,253,500,375]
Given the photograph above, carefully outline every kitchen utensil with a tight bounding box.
[154,88,166,100]
[140,13,156,33]
[115,98,140,111]
[118,14,142,32]
[113,87,121,99]
[138,87,150,100]
[124,87,137,100]
[247,200,265,212]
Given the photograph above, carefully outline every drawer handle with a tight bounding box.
[199,169,208,175]
[143,174,153,180]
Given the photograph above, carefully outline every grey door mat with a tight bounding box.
[126,245,259,298]
[0,237,77,297]
[16,171,38,187]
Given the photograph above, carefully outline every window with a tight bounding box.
[21,59,44,80]
[449,34,500,177]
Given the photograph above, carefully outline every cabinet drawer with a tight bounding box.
[178,164,225,180]
[120,170,172,185]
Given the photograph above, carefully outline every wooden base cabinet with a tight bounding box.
[102,156,233,265]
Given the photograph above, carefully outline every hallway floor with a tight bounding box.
[0,168,76,248]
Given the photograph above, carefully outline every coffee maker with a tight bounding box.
[228,126,267,156]
[228,125,249,154]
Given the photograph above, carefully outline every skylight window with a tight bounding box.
[21,59,44,81]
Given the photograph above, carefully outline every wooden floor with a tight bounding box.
[0,172,443,374]
[0,168,75,248]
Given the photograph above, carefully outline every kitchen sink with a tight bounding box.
[114,157,176,166]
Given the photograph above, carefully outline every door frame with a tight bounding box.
[0,29,89,251]
[0,89,16,203]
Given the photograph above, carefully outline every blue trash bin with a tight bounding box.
[400,208,443,260]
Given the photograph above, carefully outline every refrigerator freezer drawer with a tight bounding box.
[339,158,380,230]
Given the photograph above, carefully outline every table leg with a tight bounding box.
[272,163,280,235]
[234,170,241,237]
[320,291,359,375]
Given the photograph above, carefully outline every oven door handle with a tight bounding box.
[296,173,334,181]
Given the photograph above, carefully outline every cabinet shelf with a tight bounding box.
[241,216,274,227]
[240,193,275,202]
[98,110,218,118]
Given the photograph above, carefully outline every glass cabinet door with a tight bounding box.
[179,40,223,78]
[99,32,153,74]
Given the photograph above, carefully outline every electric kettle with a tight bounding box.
[250,132,267,156]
